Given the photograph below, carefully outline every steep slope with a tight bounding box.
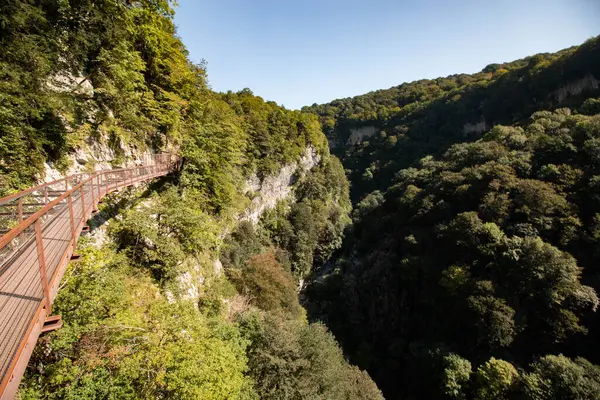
[306,38,600,399]
[0,1,382,399]
[304,37,600,202]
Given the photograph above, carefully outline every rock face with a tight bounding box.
[347,126,378,146]
[43,70,153,183]
[177,271,202,302]
[241,146,320,224]
[43,135,146,183]
[463,118,488,135]
[553,74,599,103]
[170,145,321,303]
[46,70,94,97]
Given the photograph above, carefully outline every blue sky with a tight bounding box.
[174,0,600,110]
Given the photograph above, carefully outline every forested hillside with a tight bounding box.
[0,1,381,399]
[306,37,600,399]
[4,1,600,399]
[305,38,600,202]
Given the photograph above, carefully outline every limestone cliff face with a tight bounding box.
[171,146,321,303]
[347,126,378,146]
[325,125,379,150]
[43,135,148,183]
[240,146,320,224]
[43,70,158,183]
[85,143,321,304]
[553,74,599,103]
[463,118,488,135]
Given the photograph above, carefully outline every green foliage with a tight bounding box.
[5,1,368,399]
[305,36,600,202]
[179,90,330,214]
[109,186,220,282]
[180,96,248,212]
[21,243,254,400]
[221,90,328,177]
[221,153,351,289]
[307,107,600,399]
[238,312,383,400]
[229,251,304,317]
[0,0,194,192]
[441,354,472,399]
[474,358,519,400]
[520,355,600,400]
[260,155,352,277]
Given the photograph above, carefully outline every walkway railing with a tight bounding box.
[0,153,180,399]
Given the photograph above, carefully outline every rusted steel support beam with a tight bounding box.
[41,316,62,333]
[90,175,96,210]
[80,186,86,226]
[34,219,51,313]
[0,302,48,399]
[17,199,22,222]
[68,196,76,244]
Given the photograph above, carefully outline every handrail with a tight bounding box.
[0,152,180,399]
[0,153,174,246]
[0,180,88,249]
[0,154,163,206]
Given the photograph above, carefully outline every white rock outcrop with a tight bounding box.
[463,118,488,135]
[43,70,151,183]
[46,70,94,97]
[170,145,321,303]
[347,126,378,146]
[241,146,320,224]
[553,74,599,103]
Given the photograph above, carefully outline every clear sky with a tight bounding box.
[174,0,600,110]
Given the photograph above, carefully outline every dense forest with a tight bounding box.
[0,1,381,399]
[305,37,600,399]
[304,38,600,202]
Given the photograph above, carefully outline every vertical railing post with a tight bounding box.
[17,198,23,222]
[34,219,51,312]
[90,176,96,209]
[94,175,98,203]
[98,174,102,197]
[44,186,49,205]
[68,195,76,244]
[88,178,93,211]
[80,186,86,225]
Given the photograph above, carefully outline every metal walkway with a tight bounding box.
[0,154,179,399]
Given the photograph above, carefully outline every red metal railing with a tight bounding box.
[0,153,180,399]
